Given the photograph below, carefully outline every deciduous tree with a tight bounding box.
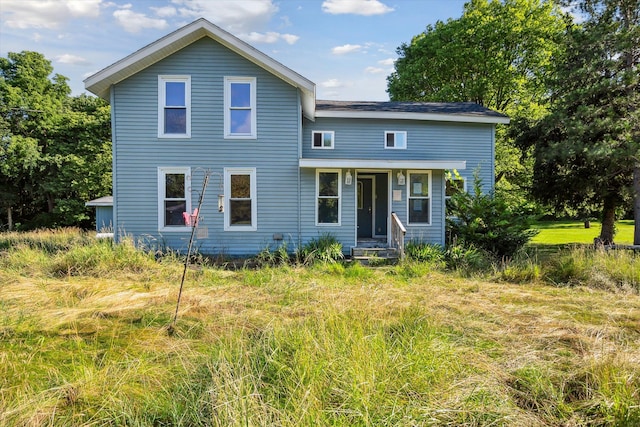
[387,0,565,200]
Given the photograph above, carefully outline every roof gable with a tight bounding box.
[84,18,316,118]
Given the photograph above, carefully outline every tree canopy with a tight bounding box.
[387,0,566,201]
[518,0,639,244]
[0,51,111,230]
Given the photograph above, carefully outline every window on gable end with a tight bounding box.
[385,131,407,149]
[224,77,257,139]
[312,131,334,149]
[158,76,191,138]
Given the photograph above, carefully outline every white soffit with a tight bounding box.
[299,159,466,170]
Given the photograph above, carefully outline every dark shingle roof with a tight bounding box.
[316,100,508,120]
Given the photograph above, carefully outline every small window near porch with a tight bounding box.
[385,131,406,149]
[312,131,334,149]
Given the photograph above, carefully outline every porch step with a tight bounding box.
[351,247,399,265]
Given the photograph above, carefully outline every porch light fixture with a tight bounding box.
[397,171,406,186]
[218,194,224,212]
[345,170,353,185]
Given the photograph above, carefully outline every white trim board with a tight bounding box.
[300,158,466,170]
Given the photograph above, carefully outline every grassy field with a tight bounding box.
[531,220,635,245]
[1,229,639,426]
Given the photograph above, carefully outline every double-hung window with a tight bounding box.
[407,171,431,225]
[158,167,191,231]
[224,168,257,231]
[158,76,191,138]
[312,131,334,149]
[316,170,341,225]
[385,131,407,149]
[224,77,256,139]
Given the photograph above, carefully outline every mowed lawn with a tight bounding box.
[531,219,635,245]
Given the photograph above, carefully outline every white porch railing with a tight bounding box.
[390,212,406,260]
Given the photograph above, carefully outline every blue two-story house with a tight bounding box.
[84,18,508,257]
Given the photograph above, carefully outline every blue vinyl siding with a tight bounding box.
[96,206,113,232]
[112,38,300,255]
[302,117,495,193]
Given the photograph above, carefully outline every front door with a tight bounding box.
[357,177,373,238]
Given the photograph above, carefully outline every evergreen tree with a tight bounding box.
[521,0,639,244]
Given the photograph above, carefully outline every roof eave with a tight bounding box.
[314,110,510,124]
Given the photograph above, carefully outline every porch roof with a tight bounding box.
[299,158,466,170]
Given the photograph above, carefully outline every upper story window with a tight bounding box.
[312,131,334,149]
[407,171,431,225]
[158,76,191,138]
[385,131,407,149]
[224,77,257,139]
[158,166,191,231]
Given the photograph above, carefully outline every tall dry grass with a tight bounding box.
[1,229,639,426]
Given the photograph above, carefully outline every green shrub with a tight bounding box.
[297,233,344,265]
[444,243,491,273]
[255,242,291,267]
[447,173,538,258]
[405,240,445,268]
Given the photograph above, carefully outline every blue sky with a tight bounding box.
[0,0,469,101]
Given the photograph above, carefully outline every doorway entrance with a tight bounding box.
[357,172,389,241]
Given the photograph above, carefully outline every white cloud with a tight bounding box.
[32,32,43,42]
[0,0,101,29]
[240,31,299,45]
[322,0,393,16]
[113,9,168,33]
[365,66,385,74]
[332,44,362,55]
[172,0,278,33]
[56,53,90,65]
[280,34,300,45]
[321,79,345,88]
[151,6,178,18]
[378,58,395,66]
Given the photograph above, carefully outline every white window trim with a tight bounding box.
[224,76,257,139]
[384,131,407,149]
[407,170,432,226]
[315,169,341,226]
[158,75,191,138]
[224,167,257,231]
[311,130,335,149]
[157,166,192,232]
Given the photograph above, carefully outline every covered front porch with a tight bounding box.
[299,158,466,260]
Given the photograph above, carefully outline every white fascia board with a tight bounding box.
[314,110,510,125]
[299,158,466,170]
[84,19,316,117]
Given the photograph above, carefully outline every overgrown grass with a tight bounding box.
[1,229,639,426]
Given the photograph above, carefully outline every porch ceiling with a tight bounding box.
[299,158,466,170]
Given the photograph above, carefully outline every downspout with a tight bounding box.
[110,85,118,242]
[297,89,302,250]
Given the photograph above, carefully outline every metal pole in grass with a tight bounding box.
[170,169,211,334]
